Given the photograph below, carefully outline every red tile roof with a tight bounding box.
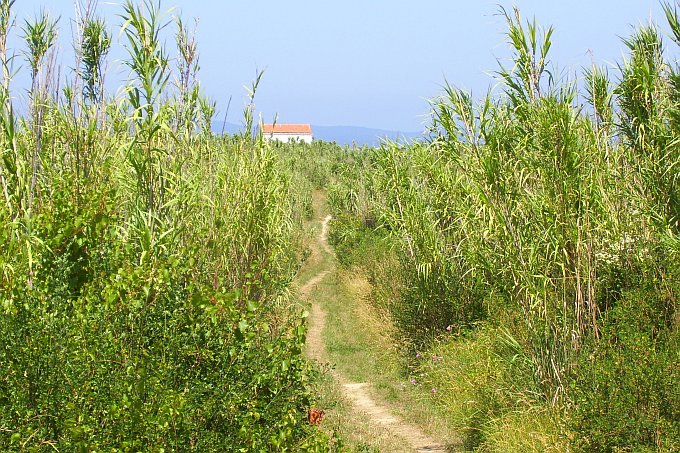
[262,123,312,134]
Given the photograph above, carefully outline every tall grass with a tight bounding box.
[329,5,679,451]
[0,1,330,449]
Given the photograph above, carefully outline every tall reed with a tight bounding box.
[0,1,327,449]
[328,5,678,450]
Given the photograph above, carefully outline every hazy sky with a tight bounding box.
[9,1,671,131]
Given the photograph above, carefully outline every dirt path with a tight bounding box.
[299,215,332,363]
[299,214,447,452]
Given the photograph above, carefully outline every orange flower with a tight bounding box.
[308,408,325,426]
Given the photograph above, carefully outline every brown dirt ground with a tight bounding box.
[300,214,447,452]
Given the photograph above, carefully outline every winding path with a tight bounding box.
[299,214,447,452]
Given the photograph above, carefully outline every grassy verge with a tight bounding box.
[321,268,462,451]
[418,328,571,452]
[299,194,461,451]
[326,213,573,452]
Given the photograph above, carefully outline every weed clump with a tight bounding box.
[329,5,679,452]
[0,0,330,449]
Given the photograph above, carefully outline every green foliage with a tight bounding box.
[22,9,57,80]
[174,16,201,137]
[0,1,329,450]
[571,269,680,452]
[80,17,111,104]
[0,138,326,450]
[417,326,567,451]
[120,0,171,214]
[328,5,679,452]
[617,19,680,232]
[0,240,319,450]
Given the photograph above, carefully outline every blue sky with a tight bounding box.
[9,1,670,131]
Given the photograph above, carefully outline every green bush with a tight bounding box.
[571,276,679,452]
[0,175,325,451]
[0,1,332,447]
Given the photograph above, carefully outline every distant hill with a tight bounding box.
[212,122,424,147]
[312,125,423,147]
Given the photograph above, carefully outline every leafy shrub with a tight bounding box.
[0,0,331,446]
[571,275,679,452]
[0,172,326,450]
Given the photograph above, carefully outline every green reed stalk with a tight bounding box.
[22,10,58,211]
[121,0,170,215]
[0,0,15,216]
[174,16,199,138]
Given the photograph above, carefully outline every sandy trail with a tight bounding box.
[300,214,447,452]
